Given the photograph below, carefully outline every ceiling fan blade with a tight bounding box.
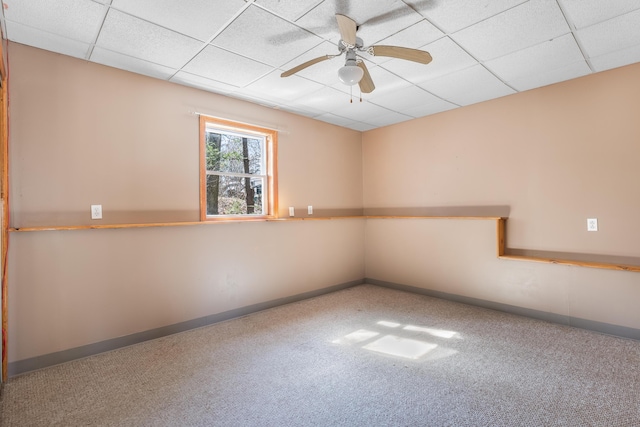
[336,14,357,46]
[281,55,332,77]
[357,61,375,94]
[369,45,433,64]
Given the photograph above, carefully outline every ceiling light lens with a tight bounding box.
[338,65,364,86]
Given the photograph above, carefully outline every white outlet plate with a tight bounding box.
[288,207,295,217]
[587,218,598,231]
[308,206,313,215]
[91,204,102,220]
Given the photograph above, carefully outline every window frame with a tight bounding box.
[199,115,278,221]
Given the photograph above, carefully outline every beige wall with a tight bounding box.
[363,63,640,328]
[8,41,640,364]
[8,43,364,362]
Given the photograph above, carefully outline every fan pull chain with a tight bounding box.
[350,85,353,103]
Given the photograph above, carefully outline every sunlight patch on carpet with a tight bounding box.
[363,335,438,359]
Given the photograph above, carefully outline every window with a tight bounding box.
[200,116,277,220]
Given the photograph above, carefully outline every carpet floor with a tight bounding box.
[1,284,640,426]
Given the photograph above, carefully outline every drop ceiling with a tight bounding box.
[2,0,640,131]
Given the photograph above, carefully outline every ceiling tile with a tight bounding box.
[212,5,323,68]
[402,99,458,118]
[507,60,591,92]
[290,86,360,114]
[558,0,640,29]
[451,0,570,61]
[241,70,326,103]
[331,100,412,126]
[91,47,178,80]
[380,37,476,84]
[96,9,204,69]
[376,20,444,49]
[110,0,246,42]
[4,21,90,59]
[314,113,357,127]
[2,0,105,43]
[280,41,345,86]
[255,0,324,22]
[368,84,441,112]
[419,65,516,106]
[406,0,528,33]
[170,71,239,94]
[346,122,377,132]
[295,0,423,45]
[577,9,640,58]
[590,44,640,73]
[485,34,584,86]
[182,45,273,87]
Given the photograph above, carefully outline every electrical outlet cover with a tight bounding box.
[91,204,103,220]
[587,218,598,231]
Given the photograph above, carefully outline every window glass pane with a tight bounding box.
[206,131,263,175]
[206,175,264,215]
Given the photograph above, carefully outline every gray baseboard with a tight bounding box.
[8,279,364,377]
[11,277,640,377]
[366,278,640,342]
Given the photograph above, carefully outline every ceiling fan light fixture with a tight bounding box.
[338,64,364,86]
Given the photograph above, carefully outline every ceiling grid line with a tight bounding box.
[1,0,639,130]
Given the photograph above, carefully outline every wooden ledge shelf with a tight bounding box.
[8,216,368,232]
[9,215,639,274]
[498,254,640,273]
[8,215,505,233]
[495,218,640,273]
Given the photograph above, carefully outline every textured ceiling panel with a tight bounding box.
[419,65,515,106]
[182,45,273,88]
[559,0,640,29]
[4,0,640,131]
[110,0,247,42]
[485,34,584,87]
[406,0,528,33]
[91,47,177,80]
[402,98,457,119]
[3,0,105,43]
[368,85,445,112]
[577,9,640,58]
[170,71,239,94]
[331,100,412,126]
[590,45,640,73]
[290,86,359,113]
[96,9,204,69]
[380,37,476,84]
[212,5,323,68]
[314,113,357,127]
[256,0,324,22]
[5,21,90,59]
[451,0,570,61]
[295,0,423,45]
[242,70,326,103]
[504,60,591,92]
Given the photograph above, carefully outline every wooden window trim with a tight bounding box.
[199,115,278,221]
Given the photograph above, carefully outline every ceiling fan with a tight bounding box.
[281,14,433,94]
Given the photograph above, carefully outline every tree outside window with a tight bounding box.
[200,116,277,220]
